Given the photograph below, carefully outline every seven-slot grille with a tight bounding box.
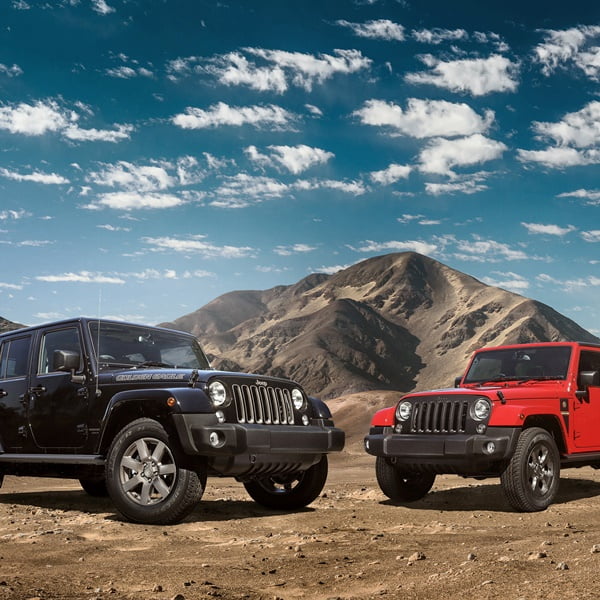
[232,383,295,425]
[410,398,468,433]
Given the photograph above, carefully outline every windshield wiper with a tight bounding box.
[133,361,174,369]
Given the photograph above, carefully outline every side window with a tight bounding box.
[579,350,600,378]
[0,337,32,379]
[39,328,82,374]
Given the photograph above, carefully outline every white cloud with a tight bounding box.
[274,244,317,256]
[576,46,600,81]
[0,167,69,185]
[558,189,600,205]
[89,161,175,191]
[91,0,115,15]
[314,263,353,275]
[97,224,131,232]
[0,100,132,142]
[581,230,600,243]
[245,48,371,91]
[534,26,600,78]
[336,19,405,41]
[521,222,576,236]
[0,100,68,135]
[212,174,291,208]
[412,28,467,44]
[142,235,254,258]
[294,178,367,195]
[537,273,600,291]
[245,144,333,174]
[305,104,323,117]
[0,209,30,220]
[370,163,411,185]
[425,177,488,195]
[0,63,23,77]
[482,271,529,292]
[172,102,296,130]
[196,47,371,92]
[449,235,532,262]
[418,134,507,176]
[0,281,23,290]
[36,271,125,284]
[354,98,494,138]
[350,239,437,255]
[89,192,187,210]
[405,54,519,96]
[531,101,600,148]
[203,52,288,93]
[62,123,134,142]
[517,146,600,168]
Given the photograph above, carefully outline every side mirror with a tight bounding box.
[53,350,86,384]
[454,376,463,388]
[576,370,599,400]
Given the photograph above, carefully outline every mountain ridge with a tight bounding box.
[161,252,598,398]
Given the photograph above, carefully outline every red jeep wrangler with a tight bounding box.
[364,342,600,511]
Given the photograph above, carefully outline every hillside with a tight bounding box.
[0,316,24,334]
[161,252,598,398]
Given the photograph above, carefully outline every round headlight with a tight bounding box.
[471,397,491,421]
[396,400,412,422]
[291,388,305,411]
[208,381,227,407]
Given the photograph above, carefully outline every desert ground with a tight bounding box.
[2,394,600,600]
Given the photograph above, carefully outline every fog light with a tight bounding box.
[302,414,309,425]
[395,424,402,433]
[209,431,222,447]
[485,441,496,454]
[215,410,225,423]
[365,440,370,450]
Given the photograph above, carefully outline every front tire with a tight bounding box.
[500,427,560,512]
[244,455,328,510]
[106,418,205,524]
[376,457,435,502]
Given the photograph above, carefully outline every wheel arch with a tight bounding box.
[522,414,566,454]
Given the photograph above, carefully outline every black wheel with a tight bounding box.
[243,455,328,510]
[501,427,560,512]
[79,477,108,497]
[0,473,3,489]
[105,418,206,525]
[376,457,435,502]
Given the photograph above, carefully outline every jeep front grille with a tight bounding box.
[410,399,468,433]
[232,384,295,425]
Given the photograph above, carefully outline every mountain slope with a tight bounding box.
[162,252,598,398]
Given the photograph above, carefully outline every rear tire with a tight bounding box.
[500,427,560,512]
[244,455,328,510]
[106,418,205,524]
[376,457,435,502]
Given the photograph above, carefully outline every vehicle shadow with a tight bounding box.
[380,477,600,512]
[0,490,314,523]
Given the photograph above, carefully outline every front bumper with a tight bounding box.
[172,413,345,477]
[364,426,521,475]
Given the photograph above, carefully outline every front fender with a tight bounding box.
[371,406,395,427]
[97,387,214,451]
[308,396,333,419]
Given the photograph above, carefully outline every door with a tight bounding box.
[572,349,600,449]
[28,326,89,449]
[0,335,33,452]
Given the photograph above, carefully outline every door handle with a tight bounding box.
[29,386,47,394]
[0,389,7,398]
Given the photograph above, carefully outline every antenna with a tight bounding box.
[95,288,102,398]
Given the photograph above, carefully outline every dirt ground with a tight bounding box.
[3,443,600,600]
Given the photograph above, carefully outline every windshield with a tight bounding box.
[88,322,211,370]
[464,346,572,384]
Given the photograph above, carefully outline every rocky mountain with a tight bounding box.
[0,316,24,334]
[161,252,599,399]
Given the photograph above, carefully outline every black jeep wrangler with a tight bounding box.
[0,318,344,524]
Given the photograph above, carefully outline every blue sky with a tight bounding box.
[0,0,598,335]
